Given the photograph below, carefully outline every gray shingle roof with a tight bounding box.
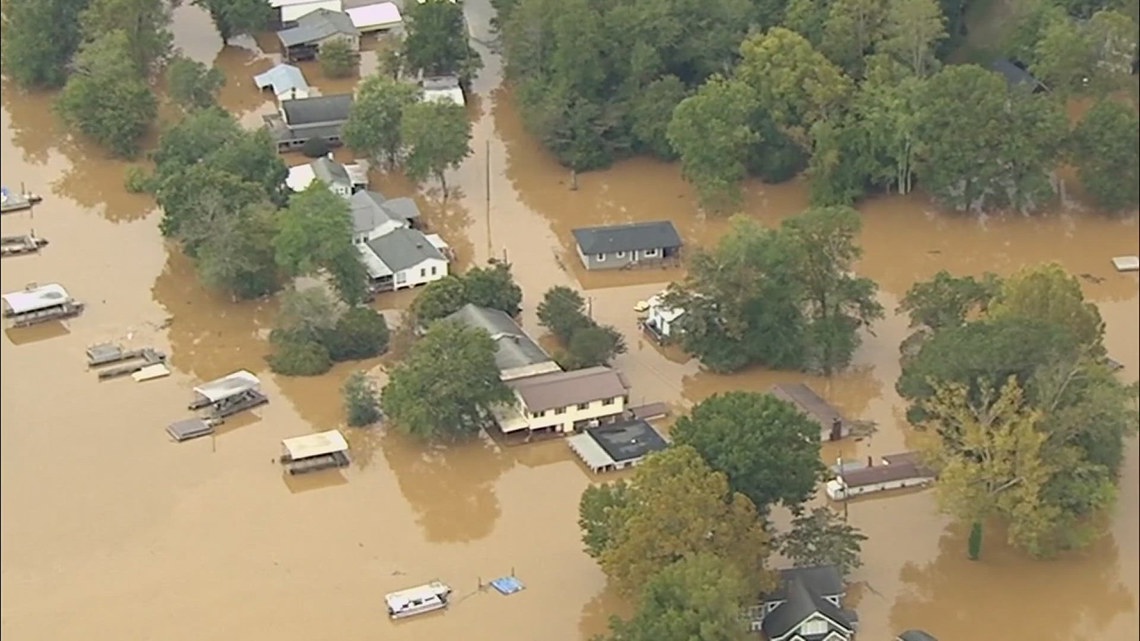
[898,631,939,641]
[277,9,359,48]
[762,573,853,640]
[767,566,845,601]
[349,191,398,235]
[990,58,1041,90]
[509,366,628,413]
[445,303,554,373]
[281,94,353,126]
[365,227,445,272]
[572,220,682,255]
[311,156,350,186]
[379,196,421,220]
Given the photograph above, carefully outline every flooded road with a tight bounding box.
[2,2,1138,640]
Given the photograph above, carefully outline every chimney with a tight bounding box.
[867,456,873,468]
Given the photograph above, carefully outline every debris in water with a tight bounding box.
[490,575,525,596]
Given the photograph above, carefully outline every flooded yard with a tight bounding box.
[1,1,1137,640]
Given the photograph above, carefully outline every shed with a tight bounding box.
[571,221,682,271]
[2,283,74,315]
[271,0,344,23]
[567,419,668,473]
[346,2,402,33]
[769,383,849,441]
[277,8,359,61]
[253,64,310,100]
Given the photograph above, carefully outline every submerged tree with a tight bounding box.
[343,75,421,165]
[777,507,868,576]
[1,0,89,88]
[194,0,272,42]
[344,371,384,427]
[166,56,225,111]
[1070,99,1140,212]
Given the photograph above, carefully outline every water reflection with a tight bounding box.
[282,469,349,493]
[52,139,157,222]
[891,522,1134,641]
[4,323,71,346]
[578,584,628,641]
[0,79,62,165]
[380,431,513,543]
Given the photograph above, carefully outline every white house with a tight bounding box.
[348,190,421,244]
[493,366,630,434]
[286,156,366,197]
[753,566,856,641]
[359,227,450,291]
[270,0,344,24]
[825,452,935,501]
[641,290,685,342]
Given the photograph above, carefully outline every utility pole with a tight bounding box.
[837,457,848,522]
[485,138,492,259]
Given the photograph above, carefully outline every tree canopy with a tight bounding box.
[1069,99,1140,212]
[194,0,272,42]
[776,507,868,577]
[267,288,390,376]
[400,100,474,194]
[274,183,369,304]
[1,0,89,88]
[402,0,482,82]
[166,56,225,112]
[536,286,626,370]
[411,261,524,322]
[344,75,422,165]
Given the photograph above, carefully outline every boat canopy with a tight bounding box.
[282,430,349,460]
[193,370,261,403]
[385,581,451,609]
[2,283,72,315]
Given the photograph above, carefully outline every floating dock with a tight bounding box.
[0,234,48,257]
[280,430,351,475]
[189,370,269,419]
[96,348,167,380]
[0,187,43,214]
[167,418,220,442]
[87,343,143,367]
[2,283,84,328]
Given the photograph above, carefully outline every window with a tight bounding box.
[603,397,615,406]
[531,411,543,419]
[800,618,828,636]
[576,402,589,410]
[643,248,659,257]
[616,251,626,258]
[596,253,606,262]
[431,266,438,275]
[395,272,407,284]
[554,406,566,415]
[420,268,426,277]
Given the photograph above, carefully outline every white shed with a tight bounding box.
[271,0,344,24]
[346,2,402,33]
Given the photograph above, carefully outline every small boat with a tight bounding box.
[385,581,452,619]
[1,187,44,214]
[0,233,49,257]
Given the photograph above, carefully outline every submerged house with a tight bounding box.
[286,156,365,196]
[444,303,561,381]
[253,64,310,101]
[277,8,359,61]
[422,75,466,107]
[264,94,353,152]
[770,383,849,442]
[348,191,421,244]
[567,419,669,473]
[358,227,450,292]
[826,452,936,501]
[641,290,686,343]
[571,220,682,271]
[493,366,630,435]
[752,566,857,641]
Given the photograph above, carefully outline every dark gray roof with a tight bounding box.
[380,196,421,220]
[572,220,682,254]
[898,631,939,641]
[277,9,359,48]
[281,94,353,126]
[766,566,845,601]
[311,156,350,186]
[586,419,667,463]
[762,574,854,639]
[365,227,445,272]
[990,58,1041,90]
[349,191,399,235]
[445,303,554,372]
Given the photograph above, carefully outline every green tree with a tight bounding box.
[667,76,759,212]
[988,263,1105,353]
[780,206,883,373]
[80,0,171,74]
[272,286,340,344]
[326,307,390,361]
[1084,9,1139,92]
[274,183,368,304]
[563,325,627,369]
[1031,17,1095,94]
[343,75,421,165]
[411,275,469,322]
[784,0,833,46]
[193,0,273,42]
[820,0,888,74]
[898,270,1000,332]
[853,56,925,195]
[628,76,689,159]
[598,554,753,641]
[463,261,523,316]
[344,371,384,427]
[56,32,158,158]
[268,338,333,376]
[879,0,947,77]
[195,203,281,299]
[381,320,512,440]
[1070,99,1140,212]
[320,38,360,78]
[166,56,225,111]
[402,0,482,81]
[537,286,591,343]
[777,507,868,577]
[674,392,826,514]
[400,100,473,194]
[578,446,776,596]
[1,0,89,88]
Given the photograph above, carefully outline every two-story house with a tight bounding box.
[444,304,561,381]
[263,94,354,152]
[494,366,629,435]
[349,191,422,245]
[752,566,856,641]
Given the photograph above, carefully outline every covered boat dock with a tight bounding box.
[280,429,351,475]
[2,283,85,327]
[188,370,269,418]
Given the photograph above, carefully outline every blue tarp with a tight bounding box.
[490,576,525,596]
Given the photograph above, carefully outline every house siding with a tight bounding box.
[826,475,934,501]
[391,257,449,291]
[576,246,668,271]
[517,393,627,433]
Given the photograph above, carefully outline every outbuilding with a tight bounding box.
[280,430,351,475]
[567,419,668,473]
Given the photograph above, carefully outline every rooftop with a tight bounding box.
[762,572,854,639]
[346,2,402,28]
[445,304,556,374]
[509,366,628,412]
[379,196,421,221]
[365,227,446,272]
[898,631,939,641]
[350,191,400,234]
[2,283,74,315]
[282,429,349,460]
[311,156,351,186]
[192,370,261,404]
[572,220,682,255]
[839,459,934,488]
[253,64,309,97]
[765,566,845,602]
[769,383,848,430]
[587,419,668,463]
[281,94,353,126]
[277,9,359,48]
[990,58,1043,90]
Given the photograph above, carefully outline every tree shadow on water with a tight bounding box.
[379,430,514,543]
[890,522,1134,641]
[51,136,157,223]
[1,79,64,166]
[578,583,630,641]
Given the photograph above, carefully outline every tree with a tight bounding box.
[400,100,473,194]
[56,32,158,158]
[674,392,826,514]
[463,261,522,316]
[1031,17,1096,94]
[0,0,89,88]
[325,307,390,361]
[411,276,469,322]
[320,38,360,78]
[1084,9,1139,92]
[628,76,689,159]
[667,76,759,212]
[537,286,591,343]
[343,371,384,427]
[898,270,1000,332]
[343,75,421,165]
[852,55,924,195]
[988,263,1105,353]
[820,0,889,74]
[272,287,340,345]
[402,0,482,82]
[194,0,273,42]
[268,337,334,376]
[598,554,753,641]
[563,325,626,369]
[80,0,172,75]
[195,203,281,299]
[274,183,368,304]
[1070,99,1140,212]
[880,0,947,77]
[578,446,776,596]
[166,56,225,111]
[779,206,883,373]
[380,320,513,440]
[776,507,868,577]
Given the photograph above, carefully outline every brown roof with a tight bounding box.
[840,461,934,488]
[770,383,847,426]
[510,366,629,413]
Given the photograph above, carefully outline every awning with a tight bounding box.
[282,429,349,460]
[567,433,615,471]
[193,370,260,403]
[2,283,72,315]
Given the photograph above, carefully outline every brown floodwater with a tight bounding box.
[2,4,1138,640]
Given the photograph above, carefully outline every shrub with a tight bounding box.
[343,371,383,426]
[301,137,332,158]
[267,338,333,376]
[320,38,359,79]
[325,307,390,361]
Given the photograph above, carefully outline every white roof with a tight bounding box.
[270,0,338,7]
[283,430,349,460]
[253,64,309,98]
[647,293,684,322]
[1111,256,1139,272]
[424,233,449,251]
[346,2,401,28]
[281,0,343,23]
[193,370,261,403]
[423,87,466,107]
[286,164,317,192]
[2,283,73,315]
[385,581,451,608]
[568,432,615,471]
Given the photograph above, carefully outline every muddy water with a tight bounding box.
[2,3,1138,640]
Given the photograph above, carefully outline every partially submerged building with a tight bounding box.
[494,366,630,435]
[269,0,343,24]
[264,94,354,152]
[640,290,685,343]
[443,303,561,381]
[567,419,668,473]
[770,383,850,442]
[349,191,421,245]
[286,156,365,196]
[826,452,936,501]
[280,429,351,475]
[187,370,269,420]
[571,220,682,271]
[253,64,310,101]
[897,631,939,641]
[751,565,857,641]
[277,8,359,61]
[2,282,84,328]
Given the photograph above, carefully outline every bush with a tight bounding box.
[268,338,333,376]
[123,166,154,193]
[301,137,332,158]
[325,307,390,361]
[343,371,383,427]
[320,38,359,79]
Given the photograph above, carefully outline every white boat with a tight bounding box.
[385,581,452,619]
